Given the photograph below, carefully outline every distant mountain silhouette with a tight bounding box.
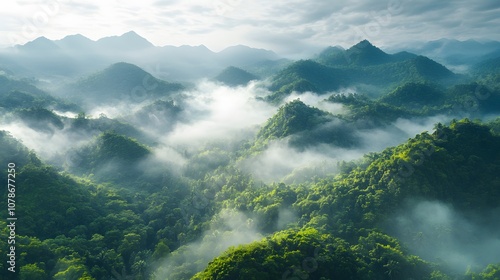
[0,31,284,81]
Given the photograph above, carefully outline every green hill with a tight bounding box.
[194,228,438,280]
[268,41,457,102]
[214,66,259,86]
[193,119,500,279]
[268,60,347,100]
[257,100,330,140]
[0,131,190,279]
[70,131,151,184]
[62,62,184,105]
[255,100,358,149]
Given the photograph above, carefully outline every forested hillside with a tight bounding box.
[0,37,499,280]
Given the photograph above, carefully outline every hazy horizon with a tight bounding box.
[2,1,499,57]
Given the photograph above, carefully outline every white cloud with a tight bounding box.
[0,0,498,56]
[161,80,276,149]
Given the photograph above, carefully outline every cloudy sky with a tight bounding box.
[1,0,499,57]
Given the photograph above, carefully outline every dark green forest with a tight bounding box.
[0,39,500,280]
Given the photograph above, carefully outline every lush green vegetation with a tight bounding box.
[1,40,500,280]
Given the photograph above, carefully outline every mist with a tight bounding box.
[240,114,456,184]
[151,80,276,152]
[281,91,350,115]
[0,120,93,165]
[387,200,500,274]
[153,209,263,280]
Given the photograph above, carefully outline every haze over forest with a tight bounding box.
[1,1,500,280]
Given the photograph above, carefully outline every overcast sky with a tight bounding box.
[1,0,499,57]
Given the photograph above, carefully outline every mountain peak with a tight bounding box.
[121,30,143,39]
[355,39,374,47]
[96,31,154,50]
[350,39,382,52]
[61,34,91,41]
[343,40,390,66]
[19,36,59,50]
[55,34,94,49]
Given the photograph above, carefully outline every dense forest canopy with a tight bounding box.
[0,36,499,280]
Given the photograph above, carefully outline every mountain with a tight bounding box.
[54,34,96,50]
[254,100,357,149]
[59,62,184,107]
[0,32,284,81]
[17,36,60,52]
[70,131,151,183]
[2,34,500,280]
[214,66,259,86]
[403,38,500,69]
[10,36,82,76]
[268,42,457,101]
[268,59,346,99]
[192,120,500,280]
[316,40,417,66]
[95,31,154,52]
